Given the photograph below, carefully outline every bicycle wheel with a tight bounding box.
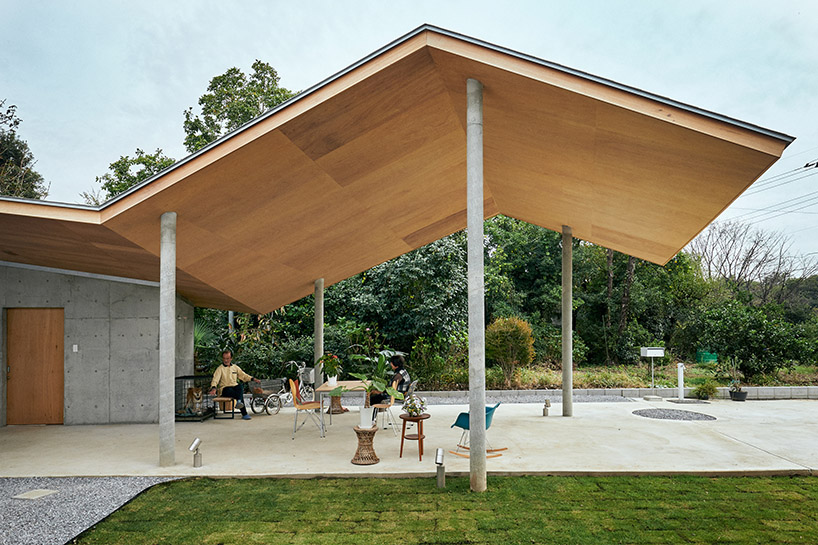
[265,395,282,415]
[250,396,266,414]
[301,385,314,402]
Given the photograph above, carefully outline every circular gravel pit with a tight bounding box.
[632,408,716,421]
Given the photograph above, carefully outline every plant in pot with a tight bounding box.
[727,357,748,401]
[318,353,342,386]
[402,394,427,417]
[335,349,405,428]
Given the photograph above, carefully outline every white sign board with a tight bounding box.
[640,347,665,358]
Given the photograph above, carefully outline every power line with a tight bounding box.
[743,167,818,196]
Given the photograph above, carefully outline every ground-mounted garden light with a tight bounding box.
[189,437,202,468]
[542,399,551,416]
[435,448,445,488]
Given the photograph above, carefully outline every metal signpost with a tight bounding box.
[640,347,665,388]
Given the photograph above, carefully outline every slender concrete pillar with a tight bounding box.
[466,77,487,492]
[314,278,324,382]
[561,225,573,417]
[159,212,176,467]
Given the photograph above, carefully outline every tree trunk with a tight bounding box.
[605,248,614,330]
[618,256,636,336]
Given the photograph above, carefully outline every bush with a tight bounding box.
[694,301,805,379]
[693,381,718,400]
[485,317,535,387]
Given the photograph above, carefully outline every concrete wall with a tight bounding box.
[0,262,193,426]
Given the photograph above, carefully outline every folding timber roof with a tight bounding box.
[0,25,794,313]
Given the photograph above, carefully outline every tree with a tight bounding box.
[0,100,49,199]
[688,220,817,304]
[485,316,535,387]
[86,148,175,203]
[183,60,295,153]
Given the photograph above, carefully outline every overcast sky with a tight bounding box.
[2,0,817,255]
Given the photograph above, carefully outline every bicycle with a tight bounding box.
[254,361,315,415]
[249,378,285,415]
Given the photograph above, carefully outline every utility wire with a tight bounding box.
[743,167,818,196]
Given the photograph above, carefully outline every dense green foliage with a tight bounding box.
[86,60,294,202]
[90,148,176,202]
[183,60,295,153]
[194,215,817,389]
[75,475,818,544]
[0,100,49,199]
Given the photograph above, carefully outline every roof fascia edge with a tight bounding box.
[424,25,794,145]
[97,22,792,211]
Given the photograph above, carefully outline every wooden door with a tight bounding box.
[6,308,64,425]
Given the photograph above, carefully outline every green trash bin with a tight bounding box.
[696,350,717,364]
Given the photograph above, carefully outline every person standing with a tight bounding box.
[208,350,260,420]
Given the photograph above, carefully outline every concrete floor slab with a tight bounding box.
[1,399,816,478]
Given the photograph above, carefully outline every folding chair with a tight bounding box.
[289,379,324,439]
[371,380,399,436]
[449,402,506,458]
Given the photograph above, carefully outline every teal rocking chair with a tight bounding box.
[450,402,506,458]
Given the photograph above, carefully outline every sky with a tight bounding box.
[2,0,817,255]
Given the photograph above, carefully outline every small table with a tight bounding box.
[315,380,369,429]
[351,425,379,465]
[400,413,430,461]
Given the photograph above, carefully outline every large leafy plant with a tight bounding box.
[331,349,404,407]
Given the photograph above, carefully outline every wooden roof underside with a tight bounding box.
[0,26,792,313]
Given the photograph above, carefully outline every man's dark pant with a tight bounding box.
[221,385,247,416]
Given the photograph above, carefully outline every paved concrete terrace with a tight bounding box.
[2,398,817,478]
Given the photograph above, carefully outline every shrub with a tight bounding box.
[695,301,804,379]
[485,317,535,387]
[693,381,718,400]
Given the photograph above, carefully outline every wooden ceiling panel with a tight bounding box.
[280,48,441,161]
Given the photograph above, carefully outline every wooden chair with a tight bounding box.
[371,380,399,436]
[289,378,324,439]
[449,402,506,458]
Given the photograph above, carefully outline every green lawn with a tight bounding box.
[73,475,818,544]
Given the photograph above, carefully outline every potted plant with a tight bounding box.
[402,394,427,417]
[318,353,342,386]
[727,357,748,401]
[729,380,748,401]
[332,349,405,428]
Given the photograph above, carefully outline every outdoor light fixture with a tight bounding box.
[543,399,551,416]
[189,437,202,468]
[435,448,445,488]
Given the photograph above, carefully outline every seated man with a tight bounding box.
[369,354,411,406]
[208,350,260,420]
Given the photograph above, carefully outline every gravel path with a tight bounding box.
[632,408,717,421]
[0,477,175,545]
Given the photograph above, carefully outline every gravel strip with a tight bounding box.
[0,477,175,545]
[415,391,633,405]
[632,408,717,421]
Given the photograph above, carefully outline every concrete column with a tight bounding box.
[466,77,487,492]
[314,278,324,383]
[561,225,573,417]
[159,212,176,467]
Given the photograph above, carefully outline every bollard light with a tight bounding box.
[435,448,446,488]
[189,437,203,468]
